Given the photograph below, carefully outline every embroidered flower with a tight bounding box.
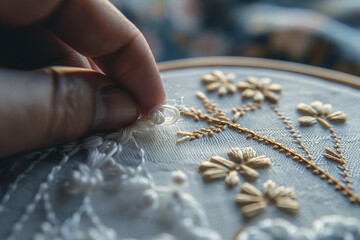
[235,180,300,218]
[237,76,282,103]
[201,70,237,96]
[297,101,347,129]
[199,147,272,188]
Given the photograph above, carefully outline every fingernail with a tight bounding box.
[93,86,140,131]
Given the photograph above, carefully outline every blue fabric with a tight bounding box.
[0,65,359,239]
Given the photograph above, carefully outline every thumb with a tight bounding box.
[0,67,140,158]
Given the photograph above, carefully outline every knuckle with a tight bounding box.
[45,68,95,142]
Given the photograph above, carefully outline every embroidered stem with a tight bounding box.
[231,102,262,122]
[269,103,313,161]
[329,127,351,190]
[231,222,247,240]
[179,109,360,203]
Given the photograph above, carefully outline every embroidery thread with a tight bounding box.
[176,71,359,203]
[235,180,300,218]
[199,147,272,187]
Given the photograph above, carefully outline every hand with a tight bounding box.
[0,0,166,158]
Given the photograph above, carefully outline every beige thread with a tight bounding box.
[201,70,237,96]
[329,127,351,190]
[199,147,272,188]
[269,103,313,161]
[297,101,351,190]
[237,76,282,103]
[236,180,300,218]
[231,102,262,122]
[297,101,347,127]
[178,105,360,203]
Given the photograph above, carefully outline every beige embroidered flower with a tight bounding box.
[201,70,237,96]
[297,101,347,129]
[235,180,300,218]
[199,147,272,187]
[237,76,282,103]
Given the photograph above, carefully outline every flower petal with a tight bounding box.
[273,186,296,199]
[201,74,217,83]
[206,82,222,92]
[199,161,230,171]
[235,194,264,205]
[202,168,228,181]
[247,76,260,87]
[239,165,259,181]
[212,69,225,80]
[260,77,272,86]
[242,89,256,99]
[275,197,300,214]
[253,91,265,102]
[297,103,317,116]
[326,111,348,122]
[225,170,240,187]
[323,104,332,116]
[226,73,236,82]
[263,180,277,199]
[241,201,267,218]
[210,156,236,169]
[241,182,263,196]
[228,147,244,163]
[246,156,272,168]
[218,86,228,96]
[298,116,317,126]
[311,101,324,115]
[237,82,255,90]
[267,83,282,92]
[241,147,256,161]
[263,90,280,103]
[226,84,237,94]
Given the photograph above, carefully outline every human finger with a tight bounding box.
[45,0,166,113]
[0,67,139,158]
[0,0,165,113]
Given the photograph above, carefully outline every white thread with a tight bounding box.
[0,151,51,215]
[171,170,188,186]
[152,104,180,125]
[10,105,216,240]
[7,153,70,240]
[120,104,180,143]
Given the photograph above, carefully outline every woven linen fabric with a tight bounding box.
[0,64,359,240]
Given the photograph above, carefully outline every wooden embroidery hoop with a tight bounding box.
[158,57,360,89]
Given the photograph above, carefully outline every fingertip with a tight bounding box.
[94,86,140,131]
[93,34,166,115]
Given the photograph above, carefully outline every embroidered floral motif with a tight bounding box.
[177,77,359,203]
[235,180,300,218]
[201,70,237,96]
[199,147,272,187]
[296,101,351,189]
[297,101,347,128]
[237,76,282,103]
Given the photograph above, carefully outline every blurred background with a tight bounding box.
[111,0,360,76]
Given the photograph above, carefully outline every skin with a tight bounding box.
[0,0,166,158]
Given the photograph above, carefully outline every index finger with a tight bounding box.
[30,0,165,113]
[47,0,165,113]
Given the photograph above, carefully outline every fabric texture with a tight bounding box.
[0,65,359,240]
